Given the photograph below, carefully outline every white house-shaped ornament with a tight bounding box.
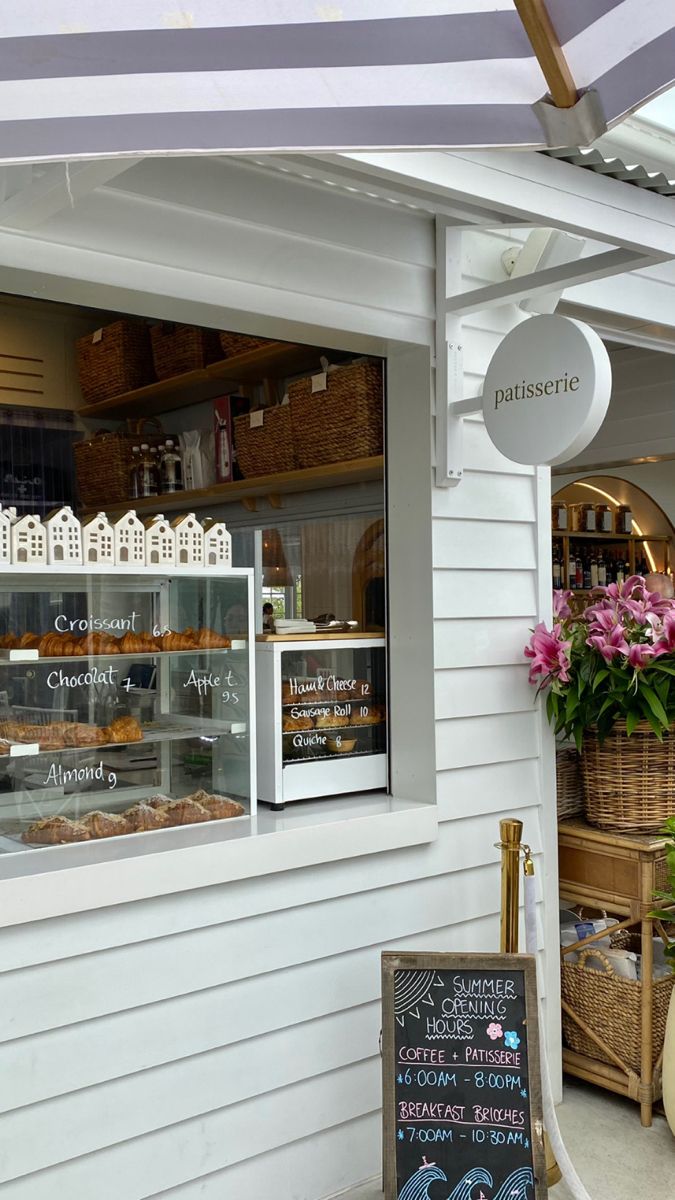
[202,518,232,568]
[171,512,204,566]
[0,505,17,564]
[144,514,175,566]
[11,514,46,565]
[44,505,83,565]
[82,512,115,565]
[112,510,145,566]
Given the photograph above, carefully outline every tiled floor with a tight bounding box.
[335,1079,675,1200]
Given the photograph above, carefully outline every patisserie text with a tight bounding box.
[44,760,117,789]
[54,612,140,633]
[47,664,118,689]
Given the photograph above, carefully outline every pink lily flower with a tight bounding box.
[587,624,629,662]
[627,642,668,669]
[552,589,573,619]
[524,622,572,685]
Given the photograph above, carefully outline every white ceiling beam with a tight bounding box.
[339,151,675,258]
[0,159,141,231]
[256,154,520,228]
[444,247,665,316]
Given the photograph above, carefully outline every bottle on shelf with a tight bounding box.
[625,556,631,581]
[138,443,159,498]
[552,546,561,590]
[160,439,184,494]
[590,554,598,588]
[575,552,583,591]
[568,545,577,590]
[128,445,141,499]
[583,553,592,591]
[597,552,607,588]
[552,502,568,531]
[579,504,596,532]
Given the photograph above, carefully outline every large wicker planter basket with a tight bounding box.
[562,946,674,1077]
[580,722,675,832]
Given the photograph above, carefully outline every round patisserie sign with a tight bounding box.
[482,314,611,466]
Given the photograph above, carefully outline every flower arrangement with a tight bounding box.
[525,576,675,750]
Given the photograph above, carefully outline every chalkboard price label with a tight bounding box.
[382,953,547,1200]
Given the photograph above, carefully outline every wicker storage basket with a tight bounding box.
[76,321,153,405]
[74,418,163,508]
[556,746,584,821]
[288,360,383,469]
[581,723,675,832]
[219,331,272,358]
[561,946,674,1075]
[233,406,296,478]
[150,323,222,380]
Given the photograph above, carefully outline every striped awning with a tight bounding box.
[0,2,674,163]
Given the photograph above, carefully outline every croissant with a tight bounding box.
[195,793,245,820]
[18,632,40,650]
[160,798,211,826]
[123,803,168,832]
[160,631,197,652]
[64,723,108,747]
[194,627,231,650]
[81,810,129,839]
[22,816,91,844]
[105,716,142,744]
[119,631,157,654]
[0,633,17,649]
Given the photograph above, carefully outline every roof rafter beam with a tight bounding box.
[445,247,666,316]
[0,159,141,231]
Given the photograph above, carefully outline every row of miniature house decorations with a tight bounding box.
[0,507,232,569]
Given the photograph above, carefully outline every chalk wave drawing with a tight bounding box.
[446,1167,493,1200]
[398,1162,448,1200]
[394,970,444,1026]
[397,1165,534,1200]
[492,1167,535,1200]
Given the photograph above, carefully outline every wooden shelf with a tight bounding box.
[78,342,329,420]
[82,455,384,516]
[552,531,670,542]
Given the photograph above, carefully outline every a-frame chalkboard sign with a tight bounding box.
[382,953,547,1200]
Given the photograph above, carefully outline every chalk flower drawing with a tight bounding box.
[503,1030,520,1050]
[486,1022,503,1040]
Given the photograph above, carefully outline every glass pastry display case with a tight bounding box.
[0,567,254,851]
[256,635,387,809]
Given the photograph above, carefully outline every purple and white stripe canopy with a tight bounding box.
[0,1,673,163]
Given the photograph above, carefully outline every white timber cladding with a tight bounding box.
[0,161,553,1198]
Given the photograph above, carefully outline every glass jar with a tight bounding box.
[578,503,596,532]
[595,503,613,533]
[551,502,568,531]
[616,505,633,534]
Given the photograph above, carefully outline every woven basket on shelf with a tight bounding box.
[233,406,296,478]
[288,359,383,469]
[74,418,163,508]
[76,320,153,406]
[581,722,675,832]
[561,946,674,1076]
[556,746,584,821]
[150,323,222,380]
[219,331,272,358]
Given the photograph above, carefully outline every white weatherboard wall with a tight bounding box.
[0,164,553,1198]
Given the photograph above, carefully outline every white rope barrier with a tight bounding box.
[523,868,593,1200]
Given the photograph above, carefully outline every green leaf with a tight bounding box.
[626,710,641,736]
[648,909,675,922]
[591,669,609,693]
[637,701,664,740]
[573,725,583,753]
[640,683,669,727]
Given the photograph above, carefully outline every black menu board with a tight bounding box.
[382,953,547,1200]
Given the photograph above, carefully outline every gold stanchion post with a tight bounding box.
[498,818,562,1189]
